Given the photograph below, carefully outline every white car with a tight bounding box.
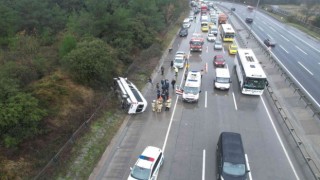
[207,33,216,42]
[128,146,164,180]
[174,54,186,69]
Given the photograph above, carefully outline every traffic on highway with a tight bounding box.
[89,1,319,180]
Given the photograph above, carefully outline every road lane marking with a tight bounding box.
[205,91,207,108]
[261,14,320,54]
[206,46,208,53]
[202,149,206,180]
[280,34,289,41]
[232,92,238,110]
[298,61,313,75]
[279,45,289,53]
[258,26,263,31]
[295,46,308,55]
[266,34,271,39]
[245,154,252,180]
[270,27,276,32]
[260,96,300,180]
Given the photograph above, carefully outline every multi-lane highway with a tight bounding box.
[89,4,316,180]
[222,2,320,108]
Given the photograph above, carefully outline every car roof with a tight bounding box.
[135,146,162,169]
[220,132,245,164]
[215,54,224,58]
[175,55,185,59]
[176,51,185,54]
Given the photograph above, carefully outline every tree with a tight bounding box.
[61,38,120,89]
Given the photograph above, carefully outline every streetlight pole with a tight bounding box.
[247,0,261,39]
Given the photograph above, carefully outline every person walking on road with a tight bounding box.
[171,79,176,90]
[174,67,178,77]
[161,66,164,75]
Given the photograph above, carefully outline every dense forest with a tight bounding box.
[0,0,187,178]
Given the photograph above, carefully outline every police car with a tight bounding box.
[128,146,164,180]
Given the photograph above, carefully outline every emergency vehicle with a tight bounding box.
[176,71,202,102]
[189,33,204,52]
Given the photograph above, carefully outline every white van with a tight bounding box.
[214,68,231,90]
[181,71,201,102]
[183,18,191,28]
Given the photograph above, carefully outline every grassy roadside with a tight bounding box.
[51,10,191,179]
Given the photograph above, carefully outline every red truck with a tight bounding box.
[190,34,204,52]
[218,13,228,24]
[200,4,208,15]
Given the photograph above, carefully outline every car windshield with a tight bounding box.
[208,34,214,37]
[216,77,230,83]
[223,162,246,176]
[131,165,151,180]
[184,86,199,94]
[215,41,222,45]
[175,58,183,63]
[191,41,202,46]
[243,78,266,89]
[230,46,237,50]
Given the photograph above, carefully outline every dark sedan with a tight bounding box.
[179,28,188,37]
[264,38,276,47]
[245,17,253,23]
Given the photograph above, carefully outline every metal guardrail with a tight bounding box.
[223,7,320,180]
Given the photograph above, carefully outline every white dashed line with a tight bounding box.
[280,34,289,41]
[298,61,313,75]
[202,149,206,180]
[295,46,308,55]
[279,45,289,53]
[232,92,237,110]
[270,27,276,32]
[258,26,263,31]
[205,91,207,108]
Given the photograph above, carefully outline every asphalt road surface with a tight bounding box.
[222,2,320,108]
[89,4,316,180]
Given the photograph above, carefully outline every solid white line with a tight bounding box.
[260,96,300,180]
[279,45,289,53]
[205,91,207,108]
[232,92,238,110]
[280,34,289,42]
[260,13,320,54]
[298,61,314,75]
[258,26,263,31]
[206,46,208,53]
[270,27,276,32]
[295,46,308,55]
[202,149,206,180]
[245,154,252,180]
[162,95,178,151]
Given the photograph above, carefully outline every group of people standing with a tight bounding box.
[151,78,177,113]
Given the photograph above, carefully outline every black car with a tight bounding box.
[264,38,276,47]
[216,132,250,180]
[179,28,188,37]
[245,17,253,23]
[231,7,236,11]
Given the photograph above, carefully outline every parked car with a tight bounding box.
[207,32,216,42]
[214,40,223,50]
[264,38,276,47]
[245,17,253,23]
[179,28,188,37]
[213,55,226,67]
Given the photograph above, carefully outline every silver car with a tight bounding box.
[214,40,223,50]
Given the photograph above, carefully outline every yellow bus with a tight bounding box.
[220,24,235,42]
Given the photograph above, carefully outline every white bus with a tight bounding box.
[113,77,147,114]
[234,49,267,95]
[180,71,202,102]
[220,24,235,42]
